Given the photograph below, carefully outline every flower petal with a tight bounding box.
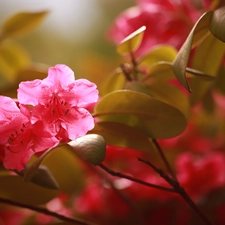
[45,64,75,87]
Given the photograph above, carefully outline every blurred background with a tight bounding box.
[0,0,135,83]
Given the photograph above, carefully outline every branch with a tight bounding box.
[98,163,175,193]
[0,197,97,225]
[152,139,177,181]
[138,157,215,225]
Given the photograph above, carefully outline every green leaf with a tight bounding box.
[210,6,225,42]
[1,11,48,38]
[172,11,213,91]
[68,134,106,165]
[18,165,59,190]
[147,81,190,119]
[41,146,85,194]
[0,175,58,205]
[23,146,57,182]
[142,62,213,82]
[117,26,146,55]
[94,90,187,139]
[90,121,154,152]
[126,81,153,96]
[189,33,225,105]
[139,45,177,67]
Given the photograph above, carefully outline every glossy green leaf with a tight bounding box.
[0,175,58,205]
[139,45,177,67]
[99,68,126,96]
[68,134,106,165]
[24,145,85,194]
[173,11,213,91]
[42,146,85,194]
[117,26,146,55]
[94,90,187,139]
[90,121,154,152]
[0,42,30,91]
[210,6,225,42]
[1,11,48,38]
[24,146,58,182]
[189,33,225,105]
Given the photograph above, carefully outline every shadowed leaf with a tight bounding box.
[18,165,59,189]
[0,175,58,205]
[172,11,213,91]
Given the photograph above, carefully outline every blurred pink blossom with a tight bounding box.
[107,0,204,57]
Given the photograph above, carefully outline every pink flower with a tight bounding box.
[0,96,58,171]
[18,64,99,141]
[107,0,203,57]
[176,152,225,200]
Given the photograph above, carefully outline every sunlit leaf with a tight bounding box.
[210,6,225,42]
[99,68,126,96]
[94,90,187,139]
[90,121,154,152]
[189,33,225,105]
[172,11,213,91]
[68,134,106,165]
[117,26,146,55]
[1,11,48,38]
[18,165,59,189]
[0,175,58,205]
[139,45,177,67]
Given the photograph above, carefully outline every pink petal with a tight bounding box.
[60,107,95,140]
[18,79,43,105]
[0,96,28,143]
[3,145,34,171]
[45,64,75,87]
[64,79,99,107]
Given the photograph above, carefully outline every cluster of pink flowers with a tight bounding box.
[107,0,215,57]
[0,64,98,171]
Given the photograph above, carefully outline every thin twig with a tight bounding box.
[98,163,175,193]
[0,197,97,225]
[152,139,177,181]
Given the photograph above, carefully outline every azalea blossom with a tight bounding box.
[107,0,204,57]
[0,96,58,171]
[18,64,99,141]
